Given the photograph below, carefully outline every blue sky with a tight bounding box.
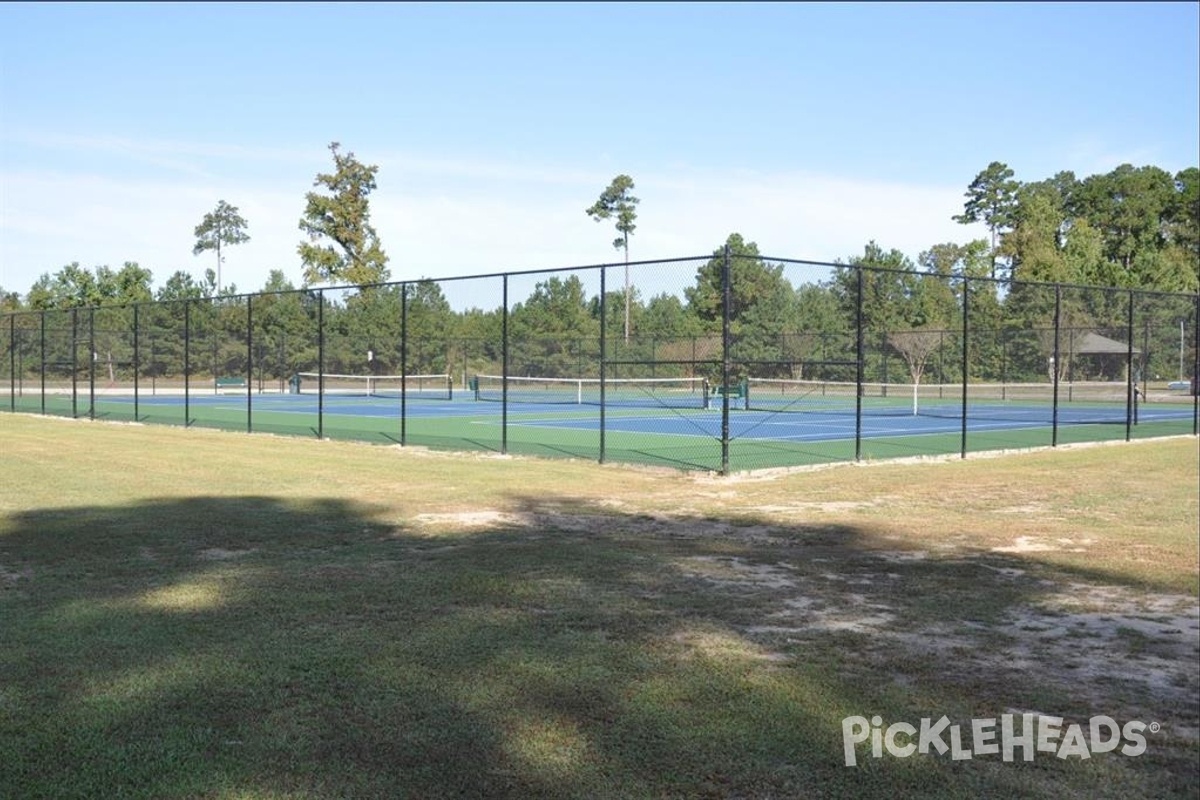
[1,1,1197,301]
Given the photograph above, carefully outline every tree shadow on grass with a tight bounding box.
[0,494,1196,799]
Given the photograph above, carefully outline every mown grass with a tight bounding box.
[1,413,1197,799]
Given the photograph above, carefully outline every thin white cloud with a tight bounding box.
[1056,137,1167,179]
[0,153,989,300]
[7,130,320,169]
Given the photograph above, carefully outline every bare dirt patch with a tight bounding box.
[197,547,257,561]
[662,524,1198,739]
[0,562,33,585]
[991,536,1097,554]
[413,511,519,528]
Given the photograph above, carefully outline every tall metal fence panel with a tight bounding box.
[3,252,1197,473]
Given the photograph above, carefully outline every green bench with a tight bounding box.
[215,376,247,393]
[712,380,746,399]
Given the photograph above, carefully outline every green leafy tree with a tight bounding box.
[249,270,318,384]
[953,161,1020,280]
[585,174,640,341]
[999,184,1103,382]
[509,275,597,377]
[156,270,210,302]
[831,242,919,334]
[404,280,455,374]
[899,259,960,376]
[0,287,20,311]
[829,242,927,382]
[27,263,97,309]
[1072,164,1176,277]
[590,285,644,346]
[193,200,250,293]
[625,292,706,377]
[919,240,991,282]
[640,292,701,340]
[298,142,390,287]
[1061,219,1111,286]
[24,262,150,310]
[25,278,53,310]
[113,262,155,304]
[790,281,851,376]
[1166,167,1200,266]
[1002,183,1069,284]
[686,233,799,378]
[452,306,504,377]
[918,239,1000,381]
[325,287,402,374]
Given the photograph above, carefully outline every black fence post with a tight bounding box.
[855,266,864,462]
[599,266,607,465]
[246,295,253,434]
[721,244,731,475]
[501,275,508,456]
[88,307,96,420]
[1052,284,1061,447]
[184,301,191,428]
[71,308,79,419]
[1193,294,1199,436]
[401,283,408,446]
[133,304,140,422]
[960,276,970,459]
[1126,289,1135,441]
[7,314,14,412]
[40,311,46,415]
[317,290,325,440]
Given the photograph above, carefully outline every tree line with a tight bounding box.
[4,232,1195,395]
[2,149,1196,389]
[954,161,1198,293]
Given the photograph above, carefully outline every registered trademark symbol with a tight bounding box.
[1149,722,1161,734]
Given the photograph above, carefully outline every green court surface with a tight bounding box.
[7,389,1195,473]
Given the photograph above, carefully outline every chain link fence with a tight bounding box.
[3,251,1197,473]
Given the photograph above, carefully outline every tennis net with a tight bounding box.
[294,372,453,400]
[744,378,1135,423]
[472,375,710,409]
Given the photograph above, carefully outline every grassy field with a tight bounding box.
[1,413,1197,799]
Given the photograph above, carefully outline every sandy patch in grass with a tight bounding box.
[677,555,799,591]
[411,510,618,536]
[670,537,1197,737]
[750,500,888,514]
[991,536,1097,554]
[993,503,1058,515]
[978,588,1200,728]
[409,509,792,545]
[413,511,518,528]
[197,547,257,560]
[0,563,33,585]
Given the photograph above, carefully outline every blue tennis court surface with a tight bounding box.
[104,391,1195,443]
